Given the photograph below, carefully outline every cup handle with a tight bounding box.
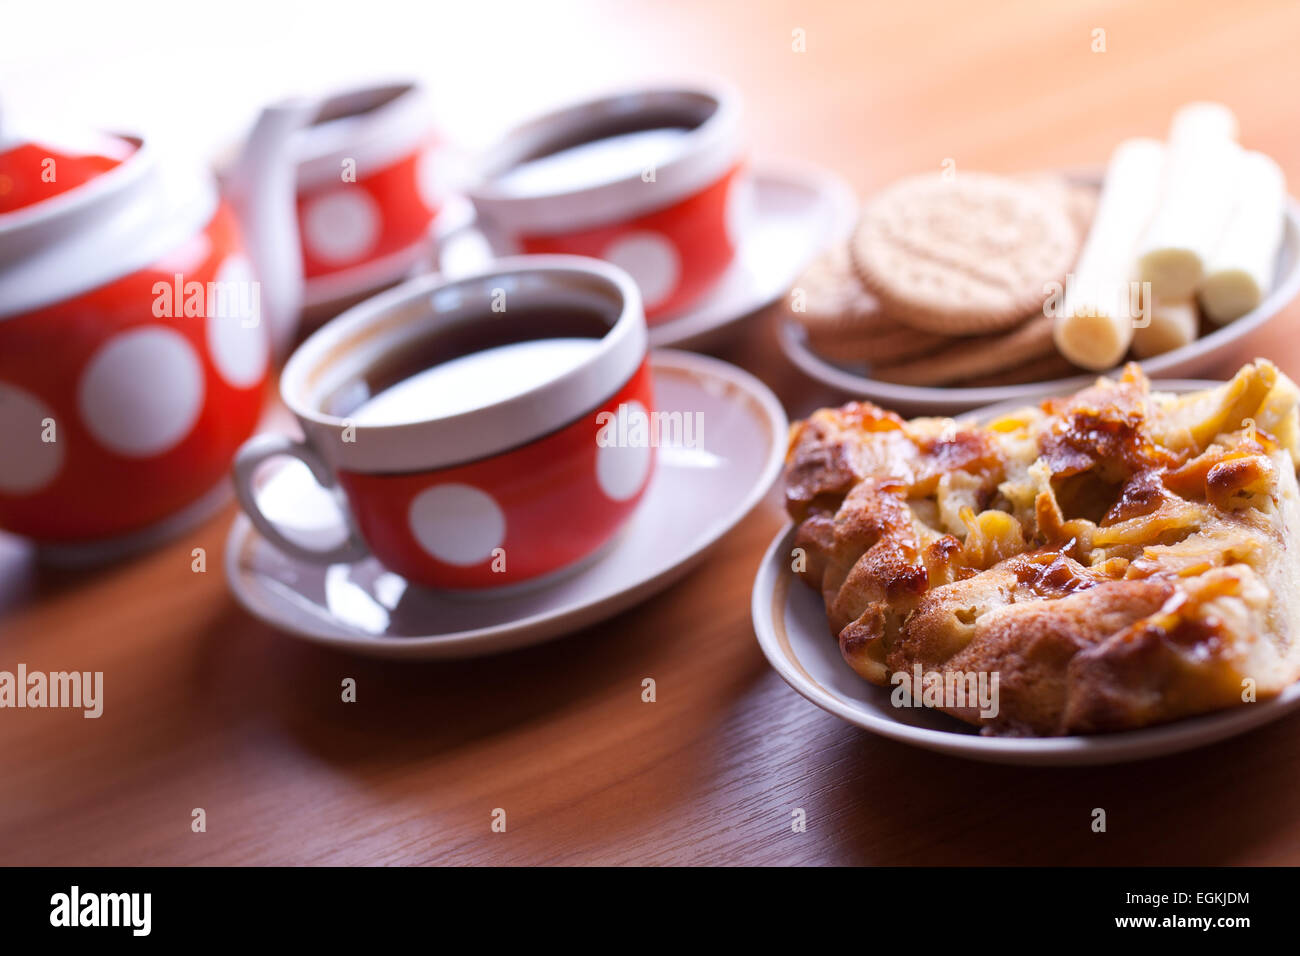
[232,434,370,564]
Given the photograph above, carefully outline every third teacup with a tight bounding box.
[462,85,749,323]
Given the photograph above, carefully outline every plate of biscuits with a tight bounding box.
[754,361,1300,765]
[777,102,1300,413]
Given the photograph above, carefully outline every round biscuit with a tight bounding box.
[869,312,1058,386]
[954,352,1084,388]
[782,244,895,336]
[850,173,1079,334]
[808,324,953,365]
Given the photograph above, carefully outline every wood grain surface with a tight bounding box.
[3,0,1300,865]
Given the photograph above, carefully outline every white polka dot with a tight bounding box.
[725,175,754,250]
[302,189,381,264]
[596,401,653,501]
[0,383,63,494]
[416,145,451,210]
[408,483,506,566]
[206,256,269,388]
[603,231,680,310]
[78,327,205,457]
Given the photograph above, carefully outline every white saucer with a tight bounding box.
[753,380,1300,765]
[438,162,857,352]
[225,349,788,659]
[777,178,1300,415]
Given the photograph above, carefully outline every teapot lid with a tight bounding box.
[0,115,217,319]
[0,127,136,213]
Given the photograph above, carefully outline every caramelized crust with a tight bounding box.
[784,361,1300,736]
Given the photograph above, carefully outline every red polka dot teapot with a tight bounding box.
[0,125,272,555]
[0,85,449,558]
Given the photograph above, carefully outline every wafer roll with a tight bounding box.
[1054,138,1165,371]
[1137,102,1241,299]
[1198,150,1287,324]
[1132,297,1198,358]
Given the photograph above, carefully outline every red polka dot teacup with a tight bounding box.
[223,81,455,351]
[288,82,452,314]
[232,256,655,590]
[462,86,748,323]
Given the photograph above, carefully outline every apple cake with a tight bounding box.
[784,361,1300,736]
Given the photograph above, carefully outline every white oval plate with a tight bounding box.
[777,182,1300,414]
[226,349,787,659]
[752,381,1300,765]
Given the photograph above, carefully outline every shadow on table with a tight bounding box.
[0,533,130,621]
[188,596,706,775]
[813,710,1300,865]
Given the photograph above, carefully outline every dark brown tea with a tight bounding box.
[323,303,610,425]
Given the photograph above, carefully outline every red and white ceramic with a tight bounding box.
[225,81,453,347]
[463,86,747,323]
[0,115,305,554]
[439,160,859,350]
[224,350,789,659]
[232,256,654,590]
[287,82,452,318]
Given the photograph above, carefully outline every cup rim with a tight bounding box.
[280,254,647,474]
[293,79,436,189]
[466,82,743,234]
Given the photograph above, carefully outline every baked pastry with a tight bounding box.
[784,360,1300,736]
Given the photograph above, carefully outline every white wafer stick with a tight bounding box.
[1198,150,1287,324]
[1132,297,1198,358]
[1137,102,1241,299]
[1054,138,1165,371]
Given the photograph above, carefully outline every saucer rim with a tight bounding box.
[224,348,789,658]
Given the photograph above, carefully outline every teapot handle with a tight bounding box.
[224,98,319,359]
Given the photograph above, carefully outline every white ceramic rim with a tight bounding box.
[0,134,217,319]
[293,81,435,189]
[279,254,647,473]
[466,83,743,234]
[752,380,1300,765]
[225,348,791,658]
[777,180,1300,414]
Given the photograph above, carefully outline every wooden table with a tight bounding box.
[3,0,1300,865]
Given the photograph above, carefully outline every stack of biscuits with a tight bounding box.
[784,171,1097,387]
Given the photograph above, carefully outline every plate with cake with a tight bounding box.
[753,361,1300,764]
